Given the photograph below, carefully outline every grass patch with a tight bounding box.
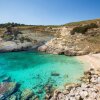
[64,18,100,26]
[1,34,13,41]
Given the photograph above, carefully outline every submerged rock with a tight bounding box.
[2,76,11,82]
[29,95,39,100]
[21,89,34,100]
[0,82,17,99]
[9,95,17,100]
[13,91,21,100]
[37,89,43,94]
[51,72,60,76]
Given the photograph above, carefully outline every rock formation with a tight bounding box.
[0,26,47,52]
[38,22,100,56]
[47,69,100,100]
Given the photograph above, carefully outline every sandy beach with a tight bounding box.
[76,53,100,70]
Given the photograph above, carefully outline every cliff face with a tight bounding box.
[38,19,100,56]
[0,26,55,52]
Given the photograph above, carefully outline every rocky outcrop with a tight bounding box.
[0,40,45,52]
[38,25,100,56]
[0,41,33,52]
[38,34,89,55]
[0,26,49,52]
[49,69,100,100]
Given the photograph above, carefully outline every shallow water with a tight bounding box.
[0,51,84,99]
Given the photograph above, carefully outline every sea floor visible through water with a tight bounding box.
[0,51,84,99]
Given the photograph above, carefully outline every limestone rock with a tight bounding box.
[38,45,47,52]
[0,41,33,52]
[50,69,100,100]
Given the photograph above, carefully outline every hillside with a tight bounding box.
[64,18,100,27]
[0,18,100,55]
[38,18,100,55]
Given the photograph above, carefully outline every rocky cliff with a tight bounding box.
[0,26,55,52]
[0,19,100,54]
[38,19,100,56]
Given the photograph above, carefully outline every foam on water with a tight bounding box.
[0,51,84,99]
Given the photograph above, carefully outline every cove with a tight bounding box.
[0,51,84,99]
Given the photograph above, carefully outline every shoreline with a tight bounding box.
[76,53,100,71]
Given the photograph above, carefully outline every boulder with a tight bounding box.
[80,91,89,99]
[51,72,60,76]
[38,45,47,52]
[2,76,11,82]
[65,83,80,91]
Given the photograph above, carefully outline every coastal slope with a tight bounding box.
[38,19,100,56]
[0,18,100,55]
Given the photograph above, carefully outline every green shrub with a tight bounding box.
[71,23,98,35]
[19,37,31,43]
[2,34,13,41]
[24,38,31,42]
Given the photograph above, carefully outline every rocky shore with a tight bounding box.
[48,68,100,100]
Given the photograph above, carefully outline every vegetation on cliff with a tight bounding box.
[64,18,100,27]
[71,23,98,35]
[1,26,22,41]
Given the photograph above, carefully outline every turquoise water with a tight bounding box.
[0,51,84,98]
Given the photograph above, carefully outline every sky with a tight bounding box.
[0,0,100,25]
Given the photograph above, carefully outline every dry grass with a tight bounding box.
[64,18,100,27]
